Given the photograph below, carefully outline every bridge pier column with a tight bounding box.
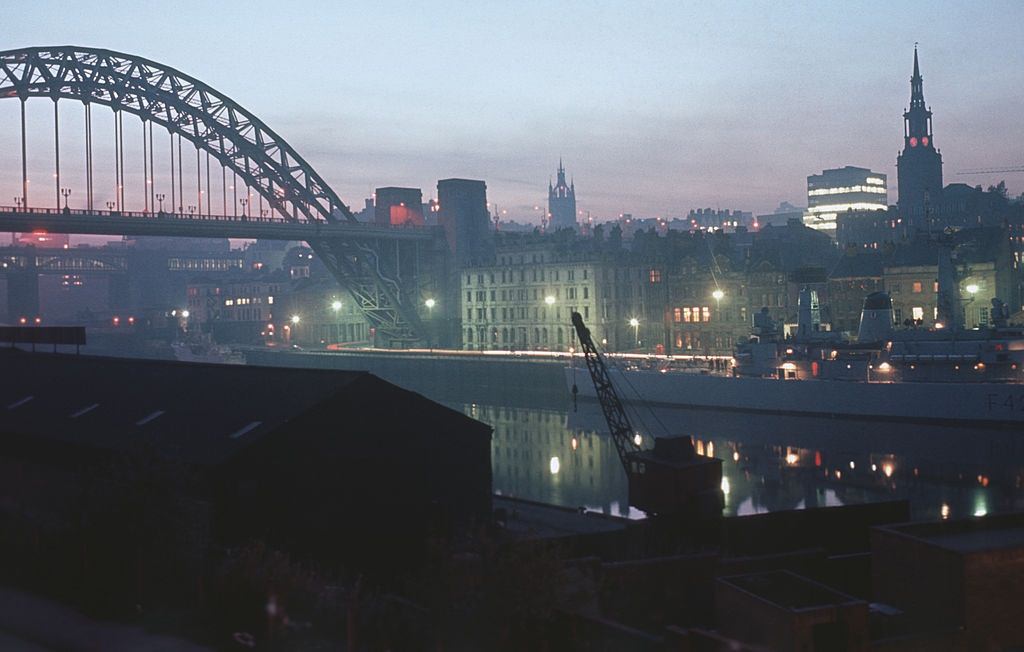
[7,268,39,323]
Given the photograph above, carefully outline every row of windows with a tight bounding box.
[224,296,273,307]
[221,307,264,321]
[673,331,736,351]
[465,287,591,303]
[188,285,280,297]
[466,268,590,285]
[466,325,571,346]
[673,306,712,323]
[466,305,590,322]
[168,258,244,271]
[889,280,939,294]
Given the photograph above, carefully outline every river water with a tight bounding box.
[454,395,1024,521]
[242,348,1024,522]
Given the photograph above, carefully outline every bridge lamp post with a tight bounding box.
[60,188,71,211]
[105,201,115,212]
[156,193,165,213]
[13,197,22,211]
[629,317,640,349]
[239,198,249,218]
[188,205,196,216]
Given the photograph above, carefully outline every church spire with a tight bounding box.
[897,44,943,217]
[903,46,933,142]
[910,45,925,109]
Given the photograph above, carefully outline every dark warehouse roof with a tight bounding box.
[0,350,490,466]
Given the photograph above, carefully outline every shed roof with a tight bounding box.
[0,350,489,466]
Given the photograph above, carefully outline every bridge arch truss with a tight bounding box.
[0,45,429,343]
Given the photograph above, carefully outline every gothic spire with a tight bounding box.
[910,45,925,109]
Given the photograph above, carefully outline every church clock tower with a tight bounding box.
[897,47,943,223]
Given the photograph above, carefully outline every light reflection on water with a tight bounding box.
[456,399,1024,521]
[231,349,1022,523]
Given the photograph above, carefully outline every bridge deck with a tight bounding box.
[0,207,437,241]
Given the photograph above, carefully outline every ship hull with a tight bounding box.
[566,367,1024,427]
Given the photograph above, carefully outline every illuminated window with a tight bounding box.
[912,282,923,293]
[702,306,711,322]
[683,307,692,322]
[673,308,682,323]
[912,306,924,321]
[649,269,662,283]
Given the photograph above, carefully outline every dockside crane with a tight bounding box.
[570,312,723,517]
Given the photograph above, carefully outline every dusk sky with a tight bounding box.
[4,0,1024,222]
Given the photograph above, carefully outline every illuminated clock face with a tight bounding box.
[921,136,929,147]
[909,137,918,147]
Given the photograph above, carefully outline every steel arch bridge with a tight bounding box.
[0,45,433,344]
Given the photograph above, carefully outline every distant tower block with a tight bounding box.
[374,187,424,226]
[437,178,493,266]
[547,159,577,231]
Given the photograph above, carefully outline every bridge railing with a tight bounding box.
[0,205,436,234]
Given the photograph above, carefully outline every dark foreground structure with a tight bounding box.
[3,349,1024,650]
[0,350,492,623]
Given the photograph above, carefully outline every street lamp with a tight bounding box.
[331,300,342,312]
[629,317,640,348]
[424,297,436,314]
[965,283,979,295]
[290,314,300,325]
[544,295,556,306]
[156,193,165,213]
[60,187,71,211]
[239,198,249,217]
[712,288,725,302]
[105,201,115,211]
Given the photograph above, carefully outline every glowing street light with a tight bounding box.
[331,300,342,312]
[424,297,436,312]
[965,283,979,295]
[544,295,556,306]
[290,314,301,325]
[629,317,640,347]
[712,289,725,301]
[180,309,190,319]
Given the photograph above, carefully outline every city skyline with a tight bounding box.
[2,0,1023,223]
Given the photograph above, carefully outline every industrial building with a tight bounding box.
[0,350,493,563]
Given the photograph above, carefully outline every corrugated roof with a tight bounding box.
[0,351,488,466]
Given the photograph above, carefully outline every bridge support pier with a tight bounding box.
[6,269,39,323]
